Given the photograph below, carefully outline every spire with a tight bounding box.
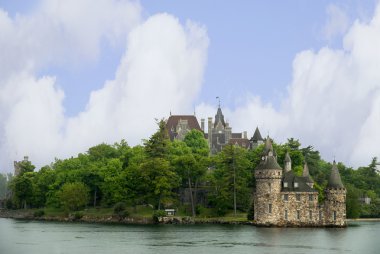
[327,160,344,189]
[214,98,226,128]
[284,151,292,172]
[263,136,274,156]
[251,127,264,142]
[302,162,314,183]
[285,151,291,163]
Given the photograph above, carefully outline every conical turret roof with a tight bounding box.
[250,127,263,142]
[285,151,291,162]
[256,136,282,170]
[327,161,344,188]
[302,162,313,183]
[263,136,274,155]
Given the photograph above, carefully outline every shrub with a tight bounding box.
[73,211,84,220]
[34,210,45,217]
[152,210,166,223]
[59,182,89,211]
[114,202,129,219]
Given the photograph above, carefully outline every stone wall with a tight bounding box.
[324,188,346,227]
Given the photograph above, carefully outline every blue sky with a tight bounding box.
[0,0,379,171]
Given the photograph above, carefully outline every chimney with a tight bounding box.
[201,118,205,132]
[243,131,247,139]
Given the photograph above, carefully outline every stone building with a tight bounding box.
[13,156,30,176]
[205,105,250,154]
[252,137,346,227]
[166,114,203,141]
[166,105,253,153]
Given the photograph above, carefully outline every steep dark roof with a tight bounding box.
[256,156,282,170]
[282,171,318,192]
[250,127,264,142]
[166,115,202,141]
[302,162,314,183]
[214,107,226,128]
[229,138,250,148]
[231,133,242,139]
[327,161,345,189]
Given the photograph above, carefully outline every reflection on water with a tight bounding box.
[0,219,378,254]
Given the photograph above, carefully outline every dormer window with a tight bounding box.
[284,182,288,188]
[294,182,299,188]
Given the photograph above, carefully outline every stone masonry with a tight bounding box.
[252,137,346,227]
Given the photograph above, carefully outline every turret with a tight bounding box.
[324,160,346,227]
[284,151,292,172]
[253,136,282,225]
[250,127,264,149]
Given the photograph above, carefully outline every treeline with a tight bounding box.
[2,120,380,218]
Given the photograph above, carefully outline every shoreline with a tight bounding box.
[1,209,379,226]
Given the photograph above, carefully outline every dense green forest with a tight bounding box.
[1,120,379,218]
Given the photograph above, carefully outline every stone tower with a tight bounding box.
[253,136,283,225]
[324,160,346,227]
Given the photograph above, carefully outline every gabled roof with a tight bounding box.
[327,160,345,189]
[250,127,264,142]
[229,138,250,148]
[282,171,318,192]
[166,115,202,141]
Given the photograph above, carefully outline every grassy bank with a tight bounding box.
[0,206,250,225]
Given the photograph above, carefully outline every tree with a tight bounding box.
[211,145,251,216]
[12,173,34,209]
[17,160,36,175]
[0,174,7,199]
[59,182,89,211]
[144,119,170,159]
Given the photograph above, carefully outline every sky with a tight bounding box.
[0,0,380,172]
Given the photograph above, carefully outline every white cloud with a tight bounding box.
[0,2,209,172]
[196,3,380,167]
[322,4,350,41]
[0,0,141,81]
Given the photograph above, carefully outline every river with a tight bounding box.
[0,218,378,254]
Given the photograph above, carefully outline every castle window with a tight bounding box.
[296,194,301,201]
[309,194,313,201]
[268,183,272,192]
[309,210,312,220]
[333,211,337,221]
[319,211,323,221]
[294,182,299,188]
[268,204,272,214]
[283,194,288,201]
[284,182,288,188]
[297,210,300,220]
[285,210,288,220]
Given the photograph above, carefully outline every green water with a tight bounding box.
[0,218,378,254]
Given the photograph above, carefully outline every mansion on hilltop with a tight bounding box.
[166,104,264,154]
[166,104,346,227]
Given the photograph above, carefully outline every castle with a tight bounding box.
[167,104,263,153]
[166,104,346,227]
[253,137,346,227]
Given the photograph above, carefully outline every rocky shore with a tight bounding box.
[0,209,251,225]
